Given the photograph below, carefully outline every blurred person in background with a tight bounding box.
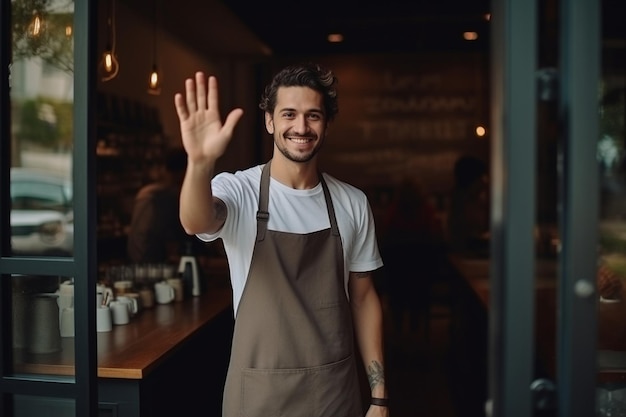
[127,147,190,264]
[447,155,490,255]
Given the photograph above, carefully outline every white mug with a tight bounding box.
[56,292,74,325]
[60,307,75,338]
[96,306,112,332]
[154,281,175,304]
[57,281,74,325]
[58,280,74,297]
[116,295,138,316]
[109,301,130,325]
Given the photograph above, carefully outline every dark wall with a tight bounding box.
[272,52,489,208]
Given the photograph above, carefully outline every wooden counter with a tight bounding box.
[448,255,626,383]
[15,286,233,379]
[13,285,234,417]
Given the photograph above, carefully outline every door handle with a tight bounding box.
[531,378,557,413]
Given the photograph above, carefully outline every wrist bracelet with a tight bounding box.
[371,397,389,407]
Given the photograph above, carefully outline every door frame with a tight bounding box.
[0,1,100,416]
[488,0,600,416]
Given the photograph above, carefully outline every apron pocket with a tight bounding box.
[241,355,361,417]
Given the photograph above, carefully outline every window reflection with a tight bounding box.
[10,0,74,257]
[596,2,626,415]
[10,167,73,256]
[11,274,76,378]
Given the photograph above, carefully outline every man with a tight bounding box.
[127,147,190,264]
[174,63,388,417]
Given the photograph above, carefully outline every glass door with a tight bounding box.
[1,1,98,416]
[595,0,626,415]
[489,0,625,416]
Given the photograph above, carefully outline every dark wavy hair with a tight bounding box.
[259,63,339,122]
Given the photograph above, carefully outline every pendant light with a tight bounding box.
[28,10,45,37]
[147,0,161,95]
[100,0,119,82]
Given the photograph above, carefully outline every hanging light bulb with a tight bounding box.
[30,14,42,36]
[147,0,161,95]
[99,0,119,82]
[148,64,161,95]
[28,11,45,37]
[100,45,119,81]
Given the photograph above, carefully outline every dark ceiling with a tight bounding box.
[147,0,623,59]
[219,0,492,56]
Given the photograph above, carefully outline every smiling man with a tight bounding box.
[174,63,388,417]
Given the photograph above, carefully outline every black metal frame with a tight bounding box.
[489,0,600,416]
[0,1,100,416]
[489,0,538,415]
[556,1,600,416]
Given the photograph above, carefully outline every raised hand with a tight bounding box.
[174,72,244,165]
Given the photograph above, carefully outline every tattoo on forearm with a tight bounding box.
[367,360,385,389]
[214,199,226,221]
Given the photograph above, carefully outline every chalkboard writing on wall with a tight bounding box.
[309,52,489,196]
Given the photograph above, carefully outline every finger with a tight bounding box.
[195,71,207,110]
[174,93,189,121]
[185,77,197,113]
[207,76,219,112]
[222,108,244,136]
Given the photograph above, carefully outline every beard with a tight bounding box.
[275,133,324,163]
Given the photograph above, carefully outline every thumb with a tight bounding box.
[222,108,244,136]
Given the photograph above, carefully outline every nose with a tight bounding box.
[292,115,308,134]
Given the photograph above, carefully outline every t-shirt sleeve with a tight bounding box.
[348,194,384,273]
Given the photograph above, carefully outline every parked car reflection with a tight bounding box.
[10,167,73,256]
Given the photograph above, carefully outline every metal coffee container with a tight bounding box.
[26,293,62,354]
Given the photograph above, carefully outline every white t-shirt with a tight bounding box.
[197,164,383,315]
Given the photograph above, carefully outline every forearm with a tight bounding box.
[179,160,224,235]
[349,273,387,398]
[354,295,387,397]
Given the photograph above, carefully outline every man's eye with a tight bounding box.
[308,114,321,121]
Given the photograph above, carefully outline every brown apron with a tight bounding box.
[222,161,362,417]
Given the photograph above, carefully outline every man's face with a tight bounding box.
[265,86,327,163]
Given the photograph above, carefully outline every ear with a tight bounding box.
[264,112,274,134]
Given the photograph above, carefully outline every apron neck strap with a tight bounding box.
[256,161,272,241]
[256,160,340,241]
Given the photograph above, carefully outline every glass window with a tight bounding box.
[10,0,74,258]
[10,274,76,379]
[596,1,626,415]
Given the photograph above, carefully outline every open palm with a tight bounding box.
[174,72,243,163]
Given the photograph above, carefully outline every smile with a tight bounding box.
[288,136,314,144]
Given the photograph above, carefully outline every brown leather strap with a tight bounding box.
[371,397,389,407]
